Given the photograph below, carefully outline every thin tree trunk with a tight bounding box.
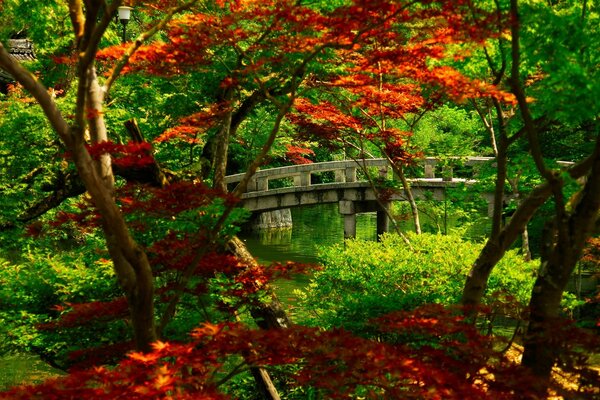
[226,236,291,329]
[249,363,282,400]
[81,63,158,351]
[521,226,532,262]
[491,145,508,238]
[213,110,233,192]
[395,164,421,234]
[507,176,532,261]
[226,236,288,400]
[70,140,158,351]
[86,66,113,190]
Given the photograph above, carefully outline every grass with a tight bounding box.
[0,354,64,389]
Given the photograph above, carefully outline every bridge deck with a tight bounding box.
[225,158,487,213]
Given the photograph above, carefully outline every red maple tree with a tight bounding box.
[1,1,597,398]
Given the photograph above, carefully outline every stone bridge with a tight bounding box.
[225,157,495,238]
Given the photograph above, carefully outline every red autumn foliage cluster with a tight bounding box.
[5,304,598,399]
[38,297,129,330]
[155,103,232,145]
[117,181,239,216]
[285,144,315,165]
[94,0,514,153]
[85,141,156,169]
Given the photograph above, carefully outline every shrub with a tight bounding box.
[0,253,125,369]
[297,232,538,334]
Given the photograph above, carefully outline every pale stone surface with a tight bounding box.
[249,209,293,230]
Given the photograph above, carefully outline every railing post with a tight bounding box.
[293,172,311,186]
[424,159,436,179]
[247,177,257,192]
[256,176,269,191]
[442,166,453,182]
[300,171,311,186]
[345,166,357,182]
[335,169,345,183]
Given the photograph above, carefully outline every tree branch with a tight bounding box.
[0,44,72,146]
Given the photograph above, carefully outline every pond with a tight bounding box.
[240,202,490,264]
[239,203,379,264]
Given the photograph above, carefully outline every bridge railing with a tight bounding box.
[225,157,498,193]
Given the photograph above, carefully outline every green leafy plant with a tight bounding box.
[298,232,538,335]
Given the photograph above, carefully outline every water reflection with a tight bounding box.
[240,204,378,264]
[241,203,491,264]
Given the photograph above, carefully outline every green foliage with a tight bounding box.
[0,252,124,367]
[519,0,600,124]
[394,196,490,238]
[0,95,61,223]
[298,232,538,334]
[410,105,485,156]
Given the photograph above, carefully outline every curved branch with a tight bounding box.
[0,44,72,146]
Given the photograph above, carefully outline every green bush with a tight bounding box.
[297,232,538,334]
[0,253,125,369]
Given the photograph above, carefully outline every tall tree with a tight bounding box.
[461,0,600,391]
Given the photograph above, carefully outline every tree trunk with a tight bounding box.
[213,113,232,192]
[395,164,421,234]
[491,146,508,238]
[86,67,114,190]
[79,64,158,352]
[521,250,573,393]
[461,181,555,310]
[226,236,291,329]
[521,138,600,390]
[507,175,532,261]
[71,141,158,351]
[104,230,158,352]
[226,236,288,400]
[521,226,532,262]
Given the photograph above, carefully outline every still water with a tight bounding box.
[240,204,379,264]
[239,202,488,264]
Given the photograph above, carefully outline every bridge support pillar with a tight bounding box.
[376,202,390,240]
[344,214,357,239]
[339,200,356,239]
[483,193,495,217]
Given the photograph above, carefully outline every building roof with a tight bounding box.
[0,39,36,83]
